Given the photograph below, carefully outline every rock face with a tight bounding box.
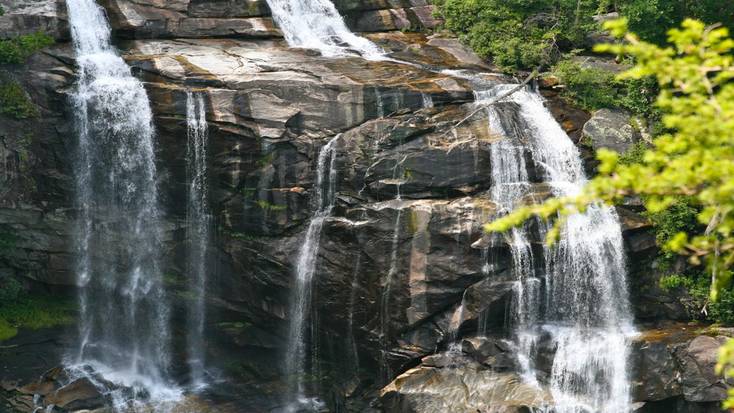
[0,1,725,412]
[380,354,550,413]
[630,326,730,412]
[582,108,641,153]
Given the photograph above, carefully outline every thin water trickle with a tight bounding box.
[66,0,179,405]
[185,91,211,389]
[264,0,383,59]
[422,93,434,109]
[378,155,408,381]
[284,135,341,411]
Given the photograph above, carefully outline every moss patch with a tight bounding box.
[0,295,75,342]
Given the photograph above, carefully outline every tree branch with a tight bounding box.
[441,68,540,138]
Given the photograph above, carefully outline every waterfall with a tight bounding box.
[185,91,210,389]
[478,92,541,383]
[483,85,635,412]
[422,93,434,109]
[284,135,341,411]
[66,0,177,403]
[264,0,383,59]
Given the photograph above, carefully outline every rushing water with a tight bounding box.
[185,91,210,389]
[477,91,541,384]
[66,0,178,404]
[264,0,383,59]
[484,85,635,412]
[284,135,341,411]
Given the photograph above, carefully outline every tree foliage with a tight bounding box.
[434,0,734,72]
[617,0,734,45]
[551,57,657,115]
[434,0,600,71]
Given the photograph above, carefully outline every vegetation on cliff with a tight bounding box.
[0,291,75,341]
[0,32,53,120]
[434,0,734,72]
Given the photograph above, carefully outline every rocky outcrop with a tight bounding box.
[380,353,550,413]
[582,108,640,153]
[98,0,441,39]
[630,326,730,412]
[0,0,69,40]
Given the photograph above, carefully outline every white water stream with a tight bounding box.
[185,91,210,389]
[264,0,383,59]
[483,85,635,412]
[284,135,341,411]
[66,0,179,406]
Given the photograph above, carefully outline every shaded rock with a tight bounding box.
[674,335,729,402]
[45,378,104,411]
[582,108,640,153]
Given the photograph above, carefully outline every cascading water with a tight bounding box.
[486,84,635,412]
[185,91,210,389]
[284,135,341,411]
[66,0,177,404]
[478,93,541,384]
[264,0,383,59]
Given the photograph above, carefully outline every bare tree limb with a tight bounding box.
[441,68,540,139]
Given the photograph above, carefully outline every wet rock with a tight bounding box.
[380,356,550,413]
[629,326,732,408]
[674,335,729,402]
[582,108,640,153]
[44,378,105,411]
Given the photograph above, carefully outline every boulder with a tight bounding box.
[674,335,729,402]
[380,356,550,413]
[582,108,640,153]
[44,378,105,411]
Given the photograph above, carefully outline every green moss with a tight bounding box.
[0,295,75,342]
[0,80,38,119]
[255,199,286,212]
[0,32,54,65]
[0,318,17,341]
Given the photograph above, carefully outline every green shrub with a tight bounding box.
[551,58,657,116]
[645,197,700,262]
[659,274,693,290]
[0,32,54,65]
[618,141,647,165]
[434,0,600,71]
[0,80,38,119]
